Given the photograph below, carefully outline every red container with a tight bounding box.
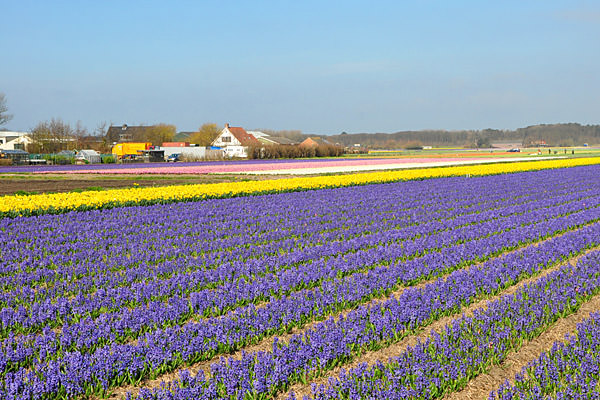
[162,142,189,147]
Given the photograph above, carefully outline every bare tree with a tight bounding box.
[0,93,13,126]
[28,118,75,153]
[73,120,89,149]
[94,121,108,137]
[93,121,112,152]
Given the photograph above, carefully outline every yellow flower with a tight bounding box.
[1,157,599,216]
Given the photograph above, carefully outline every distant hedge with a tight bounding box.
[247,144,344,159]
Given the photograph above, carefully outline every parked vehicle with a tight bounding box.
[112,142,151,161]
[167,153,180,162]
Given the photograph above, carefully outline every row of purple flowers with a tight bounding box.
[2,194,596,380]
[0,173,597,379]
[1,189,599,396]
[134,244,600,400]
[2,176,557,332]
[1,185,592,339]
[490,312,600,399]
[1,166,600,398]
[303,251,600,400]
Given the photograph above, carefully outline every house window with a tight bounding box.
[222,136,231,143]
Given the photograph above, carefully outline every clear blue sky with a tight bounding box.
[2,0,600,134]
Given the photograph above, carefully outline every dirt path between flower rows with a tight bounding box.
[15,203,482,342]
[104,234,599,400]
[279,245,600,400]
[11,195,566,372]
[443,275,600,399]
[101,236,534,400]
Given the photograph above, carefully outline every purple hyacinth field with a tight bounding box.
[2,165,600,399]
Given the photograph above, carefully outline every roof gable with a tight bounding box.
[300,136,332,147]
[77,150,100,156]
[259,136,297,145]
[212,124,260,147]
[246,130,269,138]
[227,126,260,146]
[106,124,153,143]
[174,132,193,142]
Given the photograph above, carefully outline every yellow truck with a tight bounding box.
[111,143,151,161]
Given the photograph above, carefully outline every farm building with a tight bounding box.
[247,131,298,146]
[212,123,261,158]
[299,137,333,147]
[246,131,271,140]
[141,145,223,162]
[76,150,102,164]
[161,142,189,147]
[106,124,154,143]
[0,131,31,151]
[56,150,76,157]
[256,136,297,145]
[158,145,206,160]
[0,149,29,165]
[173,131,193,142]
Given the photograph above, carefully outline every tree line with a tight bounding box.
[330,124,600,149]
[3,92,598,153]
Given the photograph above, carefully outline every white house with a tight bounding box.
[0,131,31,151]
[212,123,260,158]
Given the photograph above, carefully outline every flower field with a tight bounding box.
[1,156,558,176]
[490,312,600,399]
[2,163,600,399]
[0,156,538,175]
[2,157,600,218]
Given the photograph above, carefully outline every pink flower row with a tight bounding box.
[43,157,470,174]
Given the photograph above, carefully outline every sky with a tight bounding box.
[2,0,600,135]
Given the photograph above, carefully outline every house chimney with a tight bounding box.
[225,123,230,129]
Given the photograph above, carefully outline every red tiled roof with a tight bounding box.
[300,137,331,147]
[228,126,260,146]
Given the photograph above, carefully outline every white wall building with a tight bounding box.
[212,123,261,158]
[159,146,206,159]
[0,131,31,151]
[246,130,269,139]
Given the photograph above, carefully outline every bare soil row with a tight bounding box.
[281,247,599,400]
[0,173,295,196]
[100,237,600,400]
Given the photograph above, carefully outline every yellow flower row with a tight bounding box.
[2,157,600,217]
